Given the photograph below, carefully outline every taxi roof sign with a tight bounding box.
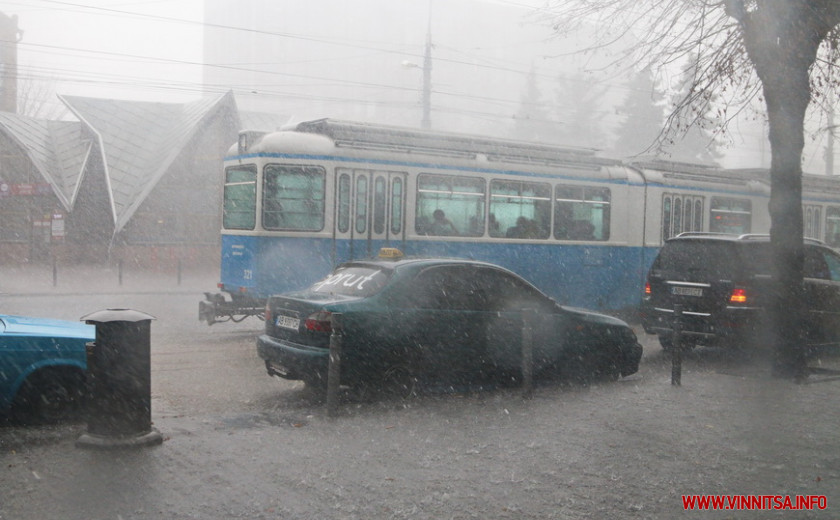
[378,247,404,260]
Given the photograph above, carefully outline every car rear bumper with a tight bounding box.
[256,334,329,381]
[640,303,761,341]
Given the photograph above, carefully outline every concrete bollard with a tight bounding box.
[326,313,343,417]
[76,308,162,449]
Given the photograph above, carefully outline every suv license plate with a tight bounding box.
[672,286,703,297]
[276,315,300,330]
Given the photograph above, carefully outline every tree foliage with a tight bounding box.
[612,68,666,158]
[545,1,840,151]
[511,65,557,143]
[666,54,724,165]
[552,72,609,147]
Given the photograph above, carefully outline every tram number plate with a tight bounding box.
[276,315,300,330]
[672,286,703,297]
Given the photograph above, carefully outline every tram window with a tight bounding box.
[223,165,257,230]
[662,196,672,241]
[554,185,610,241]
[262,164,326,231]
[416,174,485,237]
[391,177,403,235]
[662,193,704,239]
[683,198,693,230]
[337,173,351,233]
[489,180,550,239]
[826,206,840,248]
[804,204,821,240]
[694,199,703,231]
[355,175,368,234]
[710,197,751,234]
[673,197,682,236]
[373,176,386,234]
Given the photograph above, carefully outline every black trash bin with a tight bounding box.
[76,308,162,449]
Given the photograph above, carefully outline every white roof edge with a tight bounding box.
[58,94,118,226]
[114,91,237,232]
[67,140,95,209]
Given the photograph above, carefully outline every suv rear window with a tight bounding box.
[309,265,391,297]
[653,240,772,278]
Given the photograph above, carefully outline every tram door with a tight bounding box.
[336,169,406,260]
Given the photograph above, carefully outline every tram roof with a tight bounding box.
[293,118,622,170]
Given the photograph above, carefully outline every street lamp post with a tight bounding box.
[420,20,431,130]
[401,4,432,130]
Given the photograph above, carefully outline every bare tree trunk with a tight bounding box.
[764,77,807,379]
[736,3,831,379]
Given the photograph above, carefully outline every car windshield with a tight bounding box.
[308,265,391,297]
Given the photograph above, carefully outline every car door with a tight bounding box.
[803,245,840,348]
[480,268,569,374]
[396,265,495,382]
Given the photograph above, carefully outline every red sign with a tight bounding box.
[0,182,53,197]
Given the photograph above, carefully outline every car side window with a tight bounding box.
[473,267,547,312]
[821,249,840,282]
[412,266,483,310]
[804,247,831,280]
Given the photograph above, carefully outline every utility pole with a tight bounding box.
[421,2,432,130]
[0,12,21,113]
[827,38,837,176]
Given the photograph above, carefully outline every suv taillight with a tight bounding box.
[730,288,747,303]
[304,310,332,332]
[644,281,651,295]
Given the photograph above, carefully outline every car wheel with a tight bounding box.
[380,365,417,399]
[12,369,86,424]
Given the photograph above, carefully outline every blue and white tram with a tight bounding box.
[198,119,840,325]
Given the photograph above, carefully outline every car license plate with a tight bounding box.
[276,315,300,330]
[672,286,703,297]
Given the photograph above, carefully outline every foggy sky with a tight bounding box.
[7,0,801,170]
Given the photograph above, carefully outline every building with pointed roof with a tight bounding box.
[0,91,275,268]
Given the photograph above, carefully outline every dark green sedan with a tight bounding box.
[257,253,642,395]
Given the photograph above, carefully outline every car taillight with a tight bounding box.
[730,288,747,303]
[304,310,332,332]
[265,302,272,324]
[644,281,651,295]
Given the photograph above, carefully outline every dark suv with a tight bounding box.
[641,233,840,351]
